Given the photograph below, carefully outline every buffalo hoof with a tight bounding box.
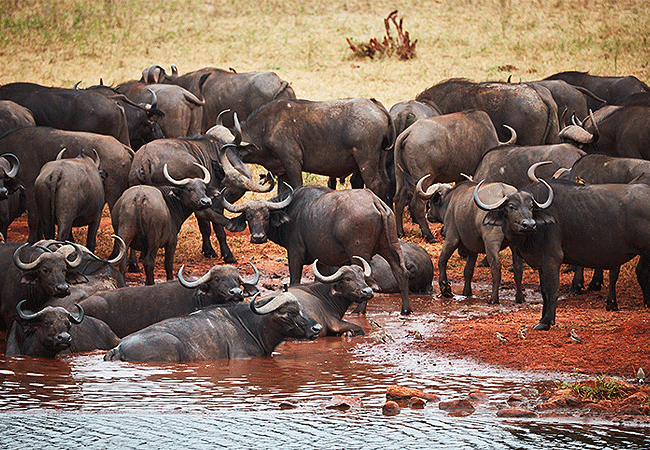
[401,308,413,316]
[202,249,217,258]
[514,294,525,304]
[605,302,619,311]
[424,235,439,243]
[587,281,603,291]
[533,322,551,331]
[440,281,453,298]
[487,298,500,305]
[223,254,237,264]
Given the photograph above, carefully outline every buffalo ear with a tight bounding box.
[206,186,219,199]
[99,170,108,182]
[482,210,505,227]
[5,178,23,194]
[270,211,291,228]
[168,187,182,199]
[242,283,259,297]
[66,271,89,285]
[432,191,443,207]
[225,215,248,232]
[533,210,556,226]
[19,272,39,285]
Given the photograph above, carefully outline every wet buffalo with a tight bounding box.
[5,300,119,357]
[288,258,374,337]
[222,185,413,315]
[0,152,23,239]
[368,240,433,295]
[34,149,106,251]
[80,263,260,338]
[418,176,524,304]
[104,291,322,362]
[474,165,650,330]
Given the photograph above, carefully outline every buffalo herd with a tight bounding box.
[0,64,649,360]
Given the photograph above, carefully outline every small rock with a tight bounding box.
[536,395,567,410]
[279,401,298,410]
[382,401,401,416]
[439,398,475,411]
[496,408,537,418]
[408,397,426,409]
[322,395,362,411]
[386,385,439,402]
[507,394,526,405]
[468,389,488,401]
[619,391,649,407]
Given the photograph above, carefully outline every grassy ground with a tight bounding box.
[1,0,648,109]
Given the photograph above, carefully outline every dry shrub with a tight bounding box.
[346,10,417,60]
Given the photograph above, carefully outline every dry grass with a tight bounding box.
[1,0,648,109]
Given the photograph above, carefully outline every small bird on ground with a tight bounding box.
[637,367,646,384]
[517,325,528,341]
[570,328,584,344]
[495,332,508,343]
[368,318,382,329]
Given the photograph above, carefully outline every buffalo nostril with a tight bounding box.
[362,287,374,298]
[312,323,323,334]
[250,234,267,244]
[201,198,212,207]
[229,287,243,298]
[522,219,536,230]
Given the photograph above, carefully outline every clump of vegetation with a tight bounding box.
[561,376,628,401]
[346,10,417,60]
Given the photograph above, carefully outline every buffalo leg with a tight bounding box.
[511,247,525,304]
[462,252,479,298]
[212,222,236,263]
[85,219,101,253]
[437,238,459,298]
[163,241,176,282]
[568,267,585,296]
[636,255,650,307]
[588,268,604,291]
[197,217,217,258]
[605,265,620,311]
[534,263,561,330]
[393,184,409,238]
[408,194,436,242]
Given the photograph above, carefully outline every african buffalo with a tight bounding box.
[0,127,133,243]
[416,78,560,145]
[417,176,524,304]
[222,185,413,315]
[129,134,274,262]
[34,149,106,251]
[288,258,373,336]
[141,64,296,131]
[104,290,322,362]
[559,104,650,159]
[0,82,130,146]
[80,263,259,338]
[393,110,512,242]
[226,97,395,205]
[544,71,650,110]
[474,164,650,330]
[0,100,35,135]
[368,240,433,294]
[0,152,23,239]
[115,81,204,138]
[5,300,119,357]
[389,100,441,137]
[112,163,215,285]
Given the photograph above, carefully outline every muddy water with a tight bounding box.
[0,294,648,449]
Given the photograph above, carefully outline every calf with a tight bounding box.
[112,163,215,285]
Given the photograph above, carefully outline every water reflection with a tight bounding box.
[0,294,648,449]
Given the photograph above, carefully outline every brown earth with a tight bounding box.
[4,210,649,384]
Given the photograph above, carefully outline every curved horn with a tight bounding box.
[233,112,243,146]
[460,173,473,182]
[415,174,436,200]
[171,64,178,76]
[74,81,82,90]
[532,179,554,209]
[83,148,101,169]
[559,124,595,144]
[220,190,248,213]
[240,261,260,286]
[266,183,293,211]
[55,148,67,160]
[216,109,230,127]
[1,153,20,178]
[500,125,517,145]
[13,243,51,271]
[312,259,346,283]
[147,88,158,109]
[352,256,372,277]
[163,164,190,186]
[473,180,508,211]
[193,162,211,184]
[56,243,83,268]
[178,264,213,288]
[250,291,297,315]
[68,304,84,324]
[16,300,42,321]
[105,235,126,264]
[571,114,583,127]
[219,144,274,193]
[527,161,553,183]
